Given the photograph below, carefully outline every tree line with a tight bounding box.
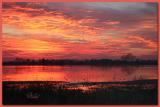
[3,53,157,66]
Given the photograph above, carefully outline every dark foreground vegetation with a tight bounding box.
[3,79,158,105]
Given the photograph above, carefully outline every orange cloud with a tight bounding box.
[128,36,157,49]
[3,35,64,59]
[2,3,158,60]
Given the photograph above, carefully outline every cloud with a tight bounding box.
[2,2,158,61]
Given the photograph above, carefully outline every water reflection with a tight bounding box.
[3,65,157,82]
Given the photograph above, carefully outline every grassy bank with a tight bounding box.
[3,79,158,105]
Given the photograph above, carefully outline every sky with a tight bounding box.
[2,2,158,61]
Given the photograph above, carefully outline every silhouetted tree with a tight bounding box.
[121,53,137,61]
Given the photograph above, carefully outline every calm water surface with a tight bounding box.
[3,65,157,82]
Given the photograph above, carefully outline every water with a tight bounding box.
[3,65,157,82]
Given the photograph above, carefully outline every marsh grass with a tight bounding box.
[3,79,158,105]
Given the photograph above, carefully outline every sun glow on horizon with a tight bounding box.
[22,39,62,53]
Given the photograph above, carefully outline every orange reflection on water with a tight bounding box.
[4,71,65,81]
[66,85,91,92]
[3,65,158,82]
[3,66,66,81]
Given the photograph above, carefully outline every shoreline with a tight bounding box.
[2,79,158,84]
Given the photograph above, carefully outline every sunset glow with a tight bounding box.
[2,2,158,61]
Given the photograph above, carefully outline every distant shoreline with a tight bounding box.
[3,59,158,66]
